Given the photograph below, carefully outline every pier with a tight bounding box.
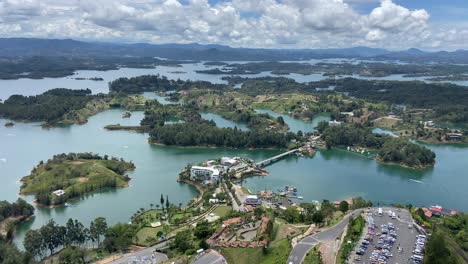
[256,149,299,167]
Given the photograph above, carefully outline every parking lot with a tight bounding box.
[351,207,422,264]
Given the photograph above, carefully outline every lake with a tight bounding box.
[0,64,467,249]
[1,62,467,100]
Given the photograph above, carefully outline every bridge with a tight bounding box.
[256,148,299,167]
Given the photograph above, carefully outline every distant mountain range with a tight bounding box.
[0,38,467,63]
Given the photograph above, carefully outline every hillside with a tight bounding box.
[20,153,135,206]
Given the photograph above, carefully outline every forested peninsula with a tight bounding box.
[0,88,147,127]
[20,153,135,206]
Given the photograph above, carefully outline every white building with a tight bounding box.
[190,166,220,184]
[328,120,342,126]
[53,189,65,196]
[221,157,238,167]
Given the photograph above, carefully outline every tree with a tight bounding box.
[89,217,107,248]
[254,207,264,218]
[58,247,85,264]
[40,220,65,255]
[424,230,457,264]
[165,195,169,210]
[103,223,136,252]
[312,211,324,225]
[339,201,349,213]
[172,230,192,253]
[194,221,212,239]
[160,194,164,211]
[24,229,43,259]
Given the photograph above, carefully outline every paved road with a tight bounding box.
[287,209,363,264]
[192,250,227,264]
[223,181,241,211]
[108,243,169,264]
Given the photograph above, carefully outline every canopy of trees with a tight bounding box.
[0,198,34,222]
[109,74,226,94]
[378,138,436,168]
[0,88,96,123]
[149,120,296,148]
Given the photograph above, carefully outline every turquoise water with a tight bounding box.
[254,109,331,133]
[201,113,249,131]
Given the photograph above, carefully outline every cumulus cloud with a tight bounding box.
[0,0,463,50]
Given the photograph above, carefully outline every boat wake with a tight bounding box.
[409,179,424,184]
[0,158,6,163]
[6,133,16,136]
[123,145,129,149]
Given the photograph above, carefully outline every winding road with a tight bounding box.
[287,209,363,264]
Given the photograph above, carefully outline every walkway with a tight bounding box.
[287,209,362,264]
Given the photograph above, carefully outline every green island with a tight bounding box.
[19,153,135,206]
[0,56,189,80]
[197,61,468,78]
[0,88,148,127]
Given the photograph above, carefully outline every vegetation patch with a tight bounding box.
[20,153,135,206]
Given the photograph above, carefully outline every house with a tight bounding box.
[244,195,261,206]
[328,120,342,126]
[424,121,435,127]
[244,205,254,212]
[222,217,242,227]
[190,166,220,184]
[429,205,457,217]
[421,207,432,218]
[52,189,65,196]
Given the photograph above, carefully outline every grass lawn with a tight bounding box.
[328,211,344,227]
[136,226,164,245]
[213,205,232,217]
[221,238,291,264]
[170,211,193,222]
[303,245,322,264]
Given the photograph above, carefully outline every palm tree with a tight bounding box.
[150,203,154,210]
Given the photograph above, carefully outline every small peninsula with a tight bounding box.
[20,153,135,206]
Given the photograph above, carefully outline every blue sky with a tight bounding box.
[0,0,467,50]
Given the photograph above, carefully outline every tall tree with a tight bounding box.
[24,229,43,259]
[40,220,65,255]
[89,217,107,248]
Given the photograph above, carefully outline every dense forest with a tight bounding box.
[0,88,101,124]
[0,198,35,241]
[149,120,296,148]
[0,198,34,223]
[317,122,386,148]
[20,153,135,206]
[378,138,436,168]
[317,122,436,168]
[331,78,468,123]
[109,74,226,94]
[419,213,468,264]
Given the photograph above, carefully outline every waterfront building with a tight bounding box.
[190,166,220,184]
[244,195,261,206]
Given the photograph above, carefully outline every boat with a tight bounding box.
[64,202,74,207]
[297,196,304,200]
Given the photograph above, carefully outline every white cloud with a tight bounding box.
[0,0,464,50]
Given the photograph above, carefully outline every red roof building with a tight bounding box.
[421,207,432,218]
[223,217,242,227]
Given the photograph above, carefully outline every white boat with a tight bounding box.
[297,196,304,200]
